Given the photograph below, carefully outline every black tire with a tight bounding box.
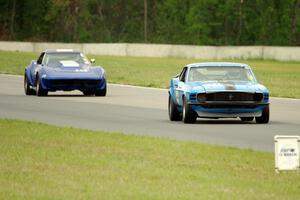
[168,95,182,121]
[36,76,48,96]
[24,74,35,95]
[182,97,197,124]
[83,90,95,96]
[95,87,106,96]
[240,117,254,122]
[255,105,270,124]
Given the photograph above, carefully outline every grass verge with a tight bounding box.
[0,51,300,98]
[0,119,299,199]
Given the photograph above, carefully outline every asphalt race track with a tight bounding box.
[1,74,299,152]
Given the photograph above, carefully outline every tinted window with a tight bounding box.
[179,67,187,82]
[37,53,44,64]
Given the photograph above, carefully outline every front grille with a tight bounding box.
[203,92,263,102]
[49,79,100,87]
[202,104,258,109]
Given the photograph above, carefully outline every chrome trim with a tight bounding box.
[196,111,262,118]
[190,101,269,105]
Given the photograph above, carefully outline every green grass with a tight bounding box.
[0,119,299,200]
[0,51,300,98]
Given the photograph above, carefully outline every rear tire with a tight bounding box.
[240,117,254,122]
[24,74,35,95]
[255,105,269,124]
[168,95,182,121]
[36,76,48,96]
[182,97,197,124]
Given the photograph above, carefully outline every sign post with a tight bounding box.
[274,135,300,173]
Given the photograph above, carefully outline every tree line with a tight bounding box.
[0,0,299,46]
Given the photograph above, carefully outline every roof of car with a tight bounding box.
[43,49,83,53]
[186,62,249,68]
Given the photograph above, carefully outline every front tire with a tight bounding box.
[36,76,48,96]
[24,74,35,95]
[168,95,182,121]
[83,90,95,96]
[255,105,269,124]
[182,97,197,124]
[95,86,106,96]
[240,117,254,122]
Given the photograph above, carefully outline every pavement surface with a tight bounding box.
[1,74,299,152]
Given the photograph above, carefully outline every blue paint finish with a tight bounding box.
[168,62,270,118]
[24,50,107,94]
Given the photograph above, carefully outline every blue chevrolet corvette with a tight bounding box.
[24,49,106,96]
[168,62,270,124]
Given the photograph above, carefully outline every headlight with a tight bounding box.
[197,93,206,103]
[254,92,263,102]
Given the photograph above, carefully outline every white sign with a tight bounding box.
[274,135,300,172]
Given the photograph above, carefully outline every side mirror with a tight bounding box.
[90,58,96,64]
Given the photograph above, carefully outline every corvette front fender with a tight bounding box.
[25,68,34,86]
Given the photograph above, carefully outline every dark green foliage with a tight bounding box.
[0,0,299,45]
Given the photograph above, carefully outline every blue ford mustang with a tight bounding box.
[168,62,270,123]
[24,49,106,96]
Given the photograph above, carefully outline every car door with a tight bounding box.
[175,67,188,106]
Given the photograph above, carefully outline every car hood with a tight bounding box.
[43,63,104,79]
[188,81,267,93]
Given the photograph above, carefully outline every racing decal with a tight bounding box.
[60,60,80,67]
[56,49,74,52]
[222,81,237,91]
[75,69,88,72]
[201,81,237,91]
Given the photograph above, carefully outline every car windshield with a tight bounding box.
[188,66,256,82]
[43,52,90,66]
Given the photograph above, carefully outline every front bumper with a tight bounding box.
[40,78,106,91]
[190,102,269,118]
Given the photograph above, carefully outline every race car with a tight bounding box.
[24,49,106,96]
[168,62,270,124]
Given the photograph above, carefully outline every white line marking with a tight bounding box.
[0,74,22,78]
